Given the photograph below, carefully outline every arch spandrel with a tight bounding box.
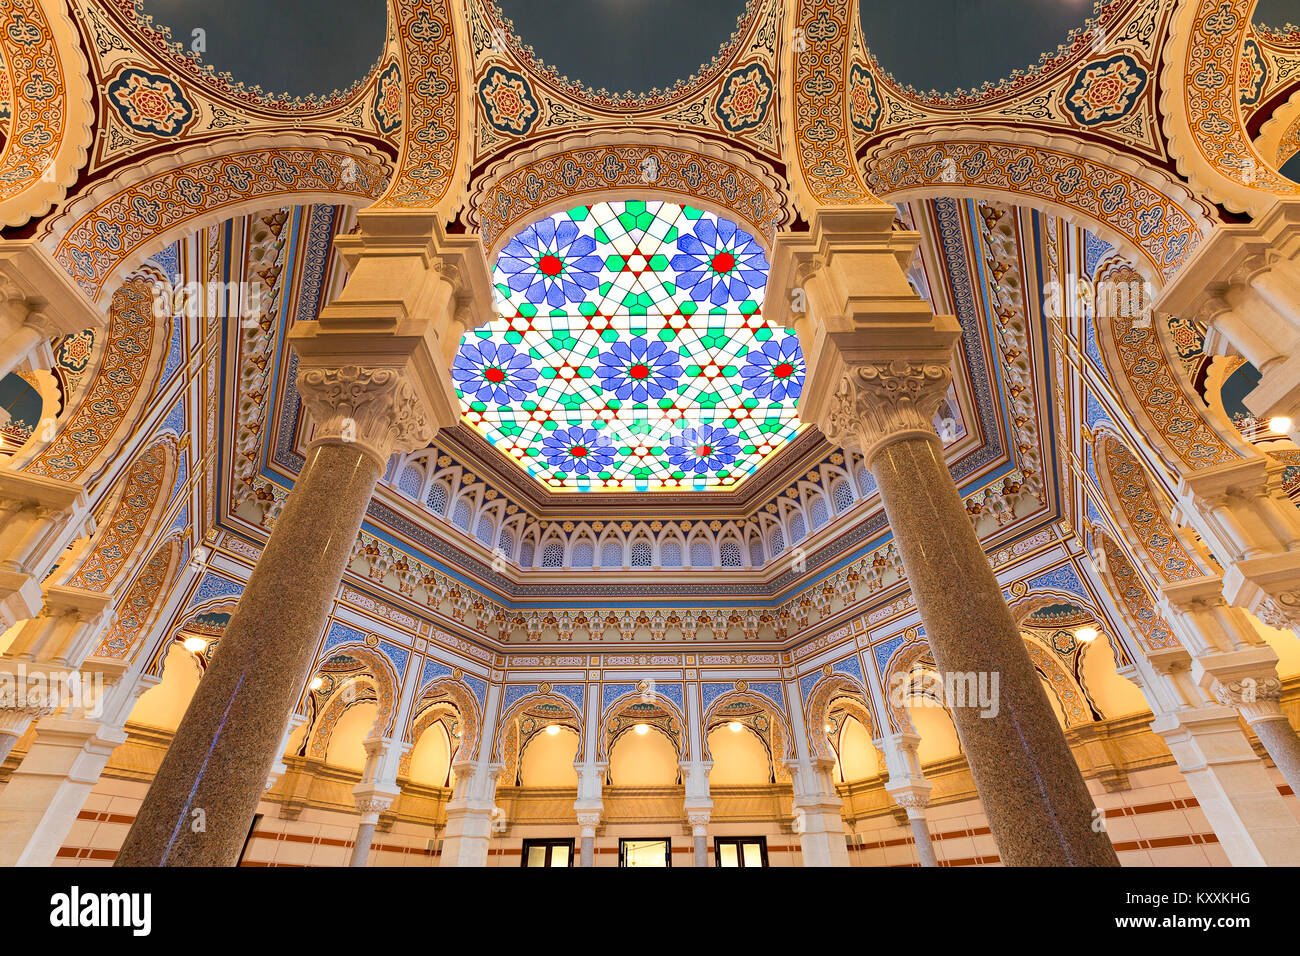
[1093,431,1217,586]
[1090,258,1253,474]
[40,134,389,302]
[1161,0,1300,215]
[1092,529,1184,652]
[466,130,788,257]
[369,0,469,213]
[56,436,179,595]
[0,0,94,227]
[89,534,185,664]
[863,128,1217,285]
[781,0,883,213]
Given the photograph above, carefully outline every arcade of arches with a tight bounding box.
[4,0,1300,868]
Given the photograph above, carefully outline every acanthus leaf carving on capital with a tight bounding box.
[296,365,436,464]
[0,702,56,734]
[353,794,396,816]
[1255,595,1299,632]
[575,811,602,829]
[890,790,931,812]
[1212,673,1285,724]
[820,360,953,464]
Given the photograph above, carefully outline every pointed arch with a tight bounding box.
[42,133,389,301]
[402,676,482,772]
[703,689,795,784]
[801,674,881,774]
[492,691,584,786]
[304,642,402,739]
[58,437,178,595]
[91,534,186,663]
[1093,430,1217,584]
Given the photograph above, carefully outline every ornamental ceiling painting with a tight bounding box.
[0,0,1298,645]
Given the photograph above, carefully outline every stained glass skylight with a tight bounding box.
[454,200,805,492]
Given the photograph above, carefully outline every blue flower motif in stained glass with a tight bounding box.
[741,335,804,402]
[595,338,683,402]
[496,216,602,307]
[541,425,616,475]
[457,200,805,492]
[666,424,742,474]
[670,216,768,306]
[452,339,538,404]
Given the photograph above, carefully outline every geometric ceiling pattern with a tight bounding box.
[456,200,805,492]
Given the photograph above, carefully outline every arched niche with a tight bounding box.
[706,723,773,787]
[127,643,202,732]
[518,725,581,788]
[607,725,679,788]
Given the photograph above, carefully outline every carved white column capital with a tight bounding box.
[296,364,437,466]
[821,360,953,465]
[0,702,56,736]
[1211,674,1285,725]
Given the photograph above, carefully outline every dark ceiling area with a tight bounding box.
[139,0,1300,183]
[143,0,1300,98]
[141,0,387,98]
[496,0,751,93]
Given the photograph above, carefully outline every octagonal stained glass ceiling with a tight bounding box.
[453,200,806,492]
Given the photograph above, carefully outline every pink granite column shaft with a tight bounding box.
[114,440,382,866]
[870,434,1118,866]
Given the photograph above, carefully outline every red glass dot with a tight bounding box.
[773,362,794,379]
[570,445,588,458]
[629,364,651,380]
[711,252,735,274]
[696,445,713,458]
[484,367,506,383]
[539,254,563,277]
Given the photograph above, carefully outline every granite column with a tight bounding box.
[115,210,485,866]
[772,208,1116,866]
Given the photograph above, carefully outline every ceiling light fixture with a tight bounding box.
[728,721,743,733]
[634,723,650,735]
[182,636,207,653]
[309,676,324,691]
[546,724,561,736]
[1075,627,1099,643]
[1269,416,1292,435]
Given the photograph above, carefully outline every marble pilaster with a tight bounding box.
[440,761,502,867]
[573,760,605,868]
[787,756,850,867]
[1159,574,1300,795]
[0,667,153,866]
[878,731,938,867]
[0,471,92,633]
